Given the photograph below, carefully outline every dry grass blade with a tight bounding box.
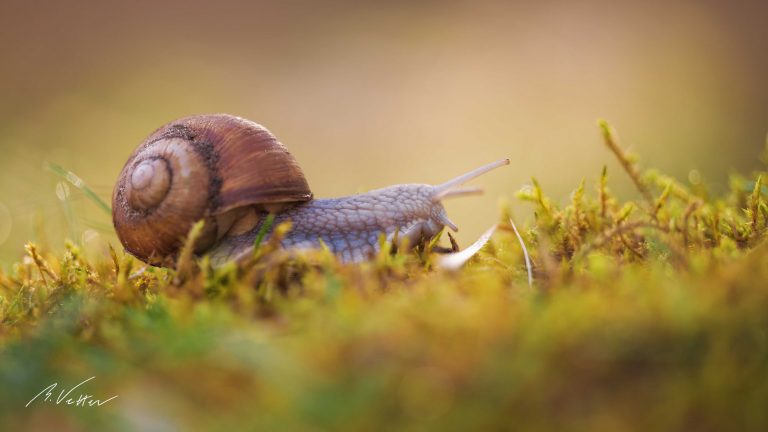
[508,216,533,288]
[24,243,58,284]
[175,220,206,282]
[437,224,497,270]
[598,119,654,206]
[751,175,763,233]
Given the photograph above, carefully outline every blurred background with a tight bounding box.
[0,0,766,267]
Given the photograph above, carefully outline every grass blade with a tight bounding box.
[46,162,112,216]
[254,213,276,251]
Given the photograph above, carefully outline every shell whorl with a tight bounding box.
[112,114,312,265]
[126,158,171,210]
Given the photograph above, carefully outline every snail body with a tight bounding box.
[113,114,508,267]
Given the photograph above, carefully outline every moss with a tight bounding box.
[1,122,767,431]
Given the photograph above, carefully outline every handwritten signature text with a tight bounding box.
[26,376,118,408]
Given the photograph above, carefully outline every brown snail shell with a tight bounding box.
[112,114,312,265]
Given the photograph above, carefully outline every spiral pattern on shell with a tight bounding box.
[112,114,312,265]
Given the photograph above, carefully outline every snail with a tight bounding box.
[113,114,508,267]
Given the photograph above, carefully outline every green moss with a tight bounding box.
[1,123,767,431]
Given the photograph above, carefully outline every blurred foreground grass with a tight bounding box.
[1,123,767,431]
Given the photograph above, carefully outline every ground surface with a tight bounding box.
[1,125,767,431]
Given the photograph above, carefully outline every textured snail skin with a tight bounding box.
[209,184,447,264]
[223,158,512,264]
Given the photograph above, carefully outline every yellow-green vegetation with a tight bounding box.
[1,122,767,431]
